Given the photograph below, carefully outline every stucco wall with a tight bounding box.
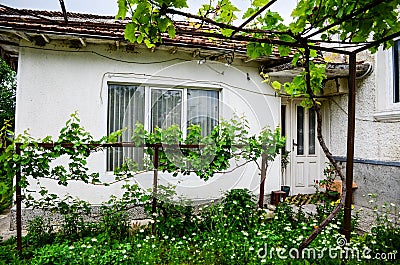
[328,51,400,206]
[329,52,400,161]
[15,41,282,203]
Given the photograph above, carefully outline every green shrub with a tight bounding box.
[26,216,54,248]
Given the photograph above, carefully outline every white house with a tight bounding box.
[0,7,284,204]
[0,6,398,208]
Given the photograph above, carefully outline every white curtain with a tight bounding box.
[151,89,182,130]
[187,89,219,136]
[107,85,219,170]
[107,84,145,171]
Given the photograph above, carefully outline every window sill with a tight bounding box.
[374,109,400,122]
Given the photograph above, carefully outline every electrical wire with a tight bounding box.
[100,72,277,103]
[20,45,188,64]
[356,62,373,79]
[330,98,399,123]
[16,45,278,103]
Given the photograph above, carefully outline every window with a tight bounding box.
[374,41,400,121]
[296,106,316,156]
[107,84,219,170]
[394,40,400,103]
[296,106,304,155]
[308,108,316,155]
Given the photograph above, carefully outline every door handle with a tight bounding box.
[292,139,297,151]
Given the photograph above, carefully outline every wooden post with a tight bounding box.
[152,145,159,234]
[343,53,357,242]
[258,153,267,208]
[15,143,22,256]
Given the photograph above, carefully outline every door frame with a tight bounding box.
[281,99,329,195]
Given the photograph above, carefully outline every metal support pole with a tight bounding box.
[15,143,22,255]
[152,145,159,234]
[258,153,267,208]
[343,53,357,242]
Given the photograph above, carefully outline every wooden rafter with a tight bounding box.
[59,0,68,25]
[230,0,279,37]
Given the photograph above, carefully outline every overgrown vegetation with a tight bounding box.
[116,0,400,249]
[0,114,397,263]
[1,1,399,261]
[0,188,398,264]
[0,58,16,212]
[0,58,15,128]
[0,113,284,213]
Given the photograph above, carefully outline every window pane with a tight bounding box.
[151,89,182,130]
[395,40,400,103]
[297,106,304,155]
[309,108,316,155]
[281,105,286,137]
[187,90,219,136]
[107,84,145,171]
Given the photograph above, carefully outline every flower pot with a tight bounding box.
[281,185,290,197]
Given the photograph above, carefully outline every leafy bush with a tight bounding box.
[0,114,397,264]
[0,189,399,264]
[25,216,54,248]
[0,120,14,212]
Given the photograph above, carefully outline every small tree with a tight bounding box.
[0,58,16,128]
[0,59,16,211]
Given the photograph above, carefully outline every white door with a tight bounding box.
[290,103,320,194]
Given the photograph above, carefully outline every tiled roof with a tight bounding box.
[0,6,264,54]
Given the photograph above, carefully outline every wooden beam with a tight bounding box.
[231,0,278,37]
[41,34,50,43]
[305,0,386,39]
[343,53,357,242]
[59,0,68,25]
[169,47,178,54]
[15,32,32,42]
[79,38,87,47]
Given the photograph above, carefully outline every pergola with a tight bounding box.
[155,0,400,248]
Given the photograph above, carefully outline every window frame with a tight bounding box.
[393,39,400,103]
[149,86,185,133]
[106,82,221,171]
[374,42,400,121]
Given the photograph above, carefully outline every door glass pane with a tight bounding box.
[281,105,286,137]
[107,85,145,171]
[187,89,219,136]
[297,106,304,155]
[151,89,182,130]
[309,108,316,155]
